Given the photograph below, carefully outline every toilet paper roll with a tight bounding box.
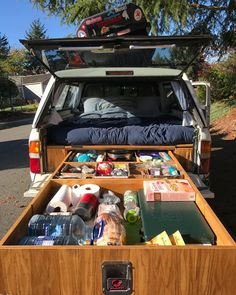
[46,185,72,213]
[79,184,100,198]
[71,184,81,207]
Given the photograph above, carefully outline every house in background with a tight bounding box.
[22,73,51,102]
[10,73,51,102]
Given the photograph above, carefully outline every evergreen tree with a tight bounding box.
[0,33,10,76]
[25,19,47,40]
[0,33,10,60]
[24,19,47,74]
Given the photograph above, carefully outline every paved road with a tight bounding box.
[0,118,33,239]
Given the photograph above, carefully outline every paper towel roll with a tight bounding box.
[71,184,81,207]
[79,184,100,198]
[46,185,72,213]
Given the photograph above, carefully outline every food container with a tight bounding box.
[107,150,133,161]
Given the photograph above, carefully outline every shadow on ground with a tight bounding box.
[0,117,33,130]
[0,139,29,170]
[208,131,236,240]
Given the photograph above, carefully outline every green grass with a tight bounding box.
[210,98,236,122]
[1,103,38,112]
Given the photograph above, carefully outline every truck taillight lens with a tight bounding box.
[29,141,41,173]
[200,140,211,174]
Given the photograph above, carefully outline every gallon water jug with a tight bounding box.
[28,214,85,242]
[19,235,79,245]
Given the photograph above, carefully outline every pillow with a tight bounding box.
[98,96,135,111]
[82,97,100,112]
[100,109,128,118]
[79,111,101,119]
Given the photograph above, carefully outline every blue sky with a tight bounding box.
[0,0,77,48]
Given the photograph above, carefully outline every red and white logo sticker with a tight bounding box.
[77,30,87,38]
[134,8,142,21]
[107,278,128,291]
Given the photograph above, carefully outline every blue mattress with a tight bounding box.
[48,117,194,146]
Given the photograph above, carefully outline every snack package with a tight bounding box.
[169,230,185,245]
[93,191,126,245]
[98,191,122,217]
[161,165,179,176]
[95,212,126,246]
[143,179,195,201]
[146,231,172,245]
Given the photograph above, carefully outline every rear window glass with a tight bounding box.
[36,46,200,73]
[54,84,79,110]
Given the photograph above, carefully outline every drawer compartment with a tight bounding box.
[1,150,235,295]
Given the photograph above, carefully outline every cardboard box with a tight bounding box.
[143,179,195,201]
[169,230,186,245]
[146,231,172,245]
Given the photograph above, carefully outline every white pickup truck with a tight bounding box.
[2,26,236,295]
[21,34,213,198]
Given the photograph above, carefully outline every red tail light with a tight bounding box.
[29,158,41,173]
[29,141,41,173]
[200,141,211,174]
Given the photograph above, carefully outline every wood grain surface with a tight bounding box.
[1,147,236,294]
[47,146,67,172]
[64,145,177,151]
[173,145,193,171]
[1,247,236,295]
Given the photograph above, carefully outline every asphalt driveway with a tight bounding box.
[0,118,32,239]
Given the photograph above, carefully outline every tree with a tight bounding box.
[0,35,26,76]
[0,33,10,76]
[24,19,47,74]
[29,0,236,56]
[0,33,9,60]
[0,77,19,110]
[25,18,47,40]
[200,50,236,101]
[6,49,27,75]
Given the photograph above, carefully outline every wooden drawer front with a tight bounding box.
[47,146,67,172]
[174,145,193,172]
[1,247,236,295]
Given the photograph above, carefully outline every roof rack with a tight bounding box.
[77,3,150,38]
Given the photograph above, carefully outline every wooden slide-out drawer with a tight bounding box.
[0,150,236,295]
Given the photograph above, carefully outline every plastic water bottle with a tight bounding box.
[19,235,79,245]
[28,214,86,242]
[124,190,138,207]
[123,191,140,223]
